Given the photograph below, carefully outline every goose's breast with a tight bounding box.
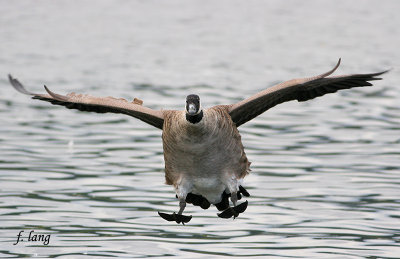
[162,108,249,192]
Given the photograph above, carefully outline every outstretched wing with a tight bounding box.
[8,75,164,129]
[227,59,388,127]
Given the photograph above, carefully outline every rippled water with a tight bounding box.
[1,0,399,258]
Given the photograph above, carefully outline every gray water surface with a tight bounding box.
[1,0,399,258]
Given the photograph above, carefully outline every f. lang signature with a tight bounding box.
[13,230,51,246]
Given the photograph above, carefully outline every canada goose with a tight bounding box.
[8,59,387,224]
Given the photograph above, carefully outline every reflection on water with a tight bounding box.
[1,0,399,258]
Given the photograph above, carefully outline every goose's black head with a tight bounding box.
[185,94,203,124]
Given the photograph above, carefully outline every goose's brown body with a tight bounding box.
[162,106,250,204]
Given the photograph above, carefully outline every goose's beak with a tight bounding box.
[187,103,197,115]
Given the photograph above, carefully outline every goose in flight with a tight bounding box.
[8,59,387,224]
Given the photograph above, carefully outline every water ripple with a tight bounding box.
[1,0,400,258]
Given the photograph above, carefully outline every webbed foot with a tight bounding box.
[186,193,211,209]
[177,193,211,210]
[217,200,248,219]
[215,192,230,211]
[239,185,250,197]
[215,185,250,211]
[158,212,192,224]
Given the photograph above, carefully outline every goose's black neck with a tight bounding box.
[186,110,203,124]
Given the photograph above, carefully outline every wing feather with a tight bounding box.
[8,75,164,129]
[227,60,387,127]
